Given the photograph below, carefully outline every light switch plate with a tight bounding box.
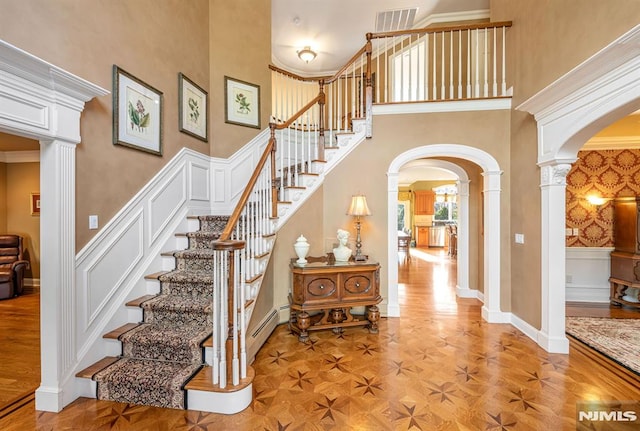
[515,233,524,244]
[89,215,98,230]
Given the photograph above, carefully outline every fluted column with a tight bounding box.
[481,170,505,322]
[538,162,572,353]
[36,138,77,411]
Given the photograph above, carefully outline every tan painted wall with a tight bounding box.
[321,110,511,311]
[6,162,40,279]
[489,0,640,329]
[268,187,325,322]
[209,0,272,159]
[0,0,211,249]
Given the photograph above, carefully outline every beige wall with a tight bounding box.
[267,187,325,323]
[209,0,272,159]
[321,110,511,311]
[5,162,40,279]
[489,0,640,328]
[0,0,211,249]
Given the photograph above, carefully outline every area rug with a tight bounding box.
[566,316,640,375]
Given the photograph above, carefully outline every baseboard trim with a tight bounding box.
[246,308,279,364]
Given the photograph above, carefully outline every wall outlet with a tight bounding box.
[515,233,524,244]
[566,274,573,283]
[89,215,98,230]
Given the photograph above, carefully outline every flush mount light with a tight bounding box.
[297,46,317,63]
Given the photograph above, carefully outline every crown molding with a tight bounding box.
[0,150,40,163]
[414,9,491,29]
[582,136,640,150]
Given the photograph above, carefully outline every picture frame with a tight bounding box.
[30,193,40,216]
[178,73,208,142]
[113,65,163,156]
[224,76,261,129]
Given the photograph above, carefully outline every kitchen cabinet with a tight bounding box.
[414,191,435,215]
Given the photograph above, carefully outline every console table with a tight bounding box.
[289,257,381,342]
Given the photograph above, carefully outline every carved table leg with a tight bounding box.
[297,311,311,342]
[331,308,345,334]
[288,309,298,331]
[367,305,380,334]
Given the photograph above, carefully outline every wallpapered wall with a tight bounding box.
[566,149,640,247]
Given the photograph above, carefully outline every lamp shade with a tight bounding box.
[347,195,371,217]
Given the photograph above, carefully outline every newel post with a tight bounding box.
[365,33,373,138]
[269,123,278,218]
[318,79,326,160]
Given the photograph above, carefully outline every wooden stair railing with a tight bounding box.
[210,19,512,392]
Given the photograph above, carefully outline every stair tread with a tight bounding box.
[126,295,156,307]
[76,356,120,379]
[144,271,169,280]
[184,365,255,393]
[246,273,263,284]
[103,323,140,340]
[284,186,306,190]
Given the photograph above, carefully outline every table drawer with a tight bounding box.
[303,276,338,303]
[342,273,373,299]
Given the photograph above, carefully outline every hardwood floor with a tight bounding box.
[1,249,639,430]
[0,292,40,418]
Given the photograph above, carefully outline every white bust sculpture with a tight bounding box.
[333,229,352,262]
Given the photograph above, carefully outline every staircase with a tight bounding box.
[76,118,368,413]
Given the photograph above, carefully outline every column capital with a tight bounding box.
[482,170,503,192]
[540,163,572,187]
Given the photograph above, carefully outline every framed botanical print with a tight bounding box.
[224,76,260,129]
[178,73,208,142]
[113,65,163,155]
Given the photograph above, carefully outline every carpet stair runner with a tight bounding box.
[80,215,230,409]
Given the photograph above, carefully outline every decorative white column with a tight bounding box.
[386,172,400,317]
[37,139,79,410]
[538,162,572,353]
[455,180,470,296]
[481,170,506,322]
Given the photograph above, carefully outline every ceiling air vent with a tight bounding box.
[375,8,417,32]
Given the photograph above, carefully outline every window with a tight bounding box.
[433,185,457,222]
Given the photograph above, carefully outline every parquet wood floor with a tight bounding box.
[1,248,639,430]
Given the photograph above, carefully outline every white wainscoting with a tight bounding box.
[73,134,270,395]
[565,247,613,303]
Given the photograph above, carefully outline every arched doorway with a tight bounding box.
[386,144,506,324]
[395,159,472,298]
[517,24,640,353]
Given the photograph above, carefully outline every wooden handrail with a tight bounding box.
[273,94,323,130]
[218,134,275,241]
[325,45,368,84]
[269,64,331,82]
[368,21,513,40]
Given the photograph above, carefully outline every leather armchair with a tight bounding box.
[0,235,30,299]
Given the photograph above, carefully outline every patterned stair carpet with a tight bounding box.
[566,316,640,375]
[92,215,229,409]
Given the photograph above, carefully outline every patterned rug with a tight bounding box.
[92,215,229,409]
[565,316,640,375]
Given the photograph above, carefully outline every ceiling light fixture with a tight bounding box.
[297,46,317,63]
